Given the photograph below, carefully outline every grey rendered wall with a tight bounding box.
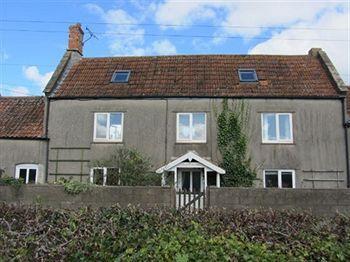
[207,187,350,216]
[47,98,347,188]
[0,185,174,209]
[0,139,47,183]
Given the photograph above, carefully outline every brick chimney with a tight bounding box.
[67,23,84,55]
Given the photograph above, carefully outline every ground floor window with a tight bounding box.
[90,167,120,186]
[264,170,295,188]
[15,164,38,184]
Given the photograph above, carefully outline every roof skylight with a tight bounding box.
[111,70,131,83]
[238,69,258,82]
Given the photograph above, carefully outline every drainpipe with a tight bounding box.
[341,97,350,188]
[43,96,50,183]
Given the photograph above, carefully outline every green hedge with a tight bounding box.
[0,204,349,261]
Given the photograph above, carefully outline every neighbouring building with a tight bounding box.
[0,23,349,192]
[0,97,48,183]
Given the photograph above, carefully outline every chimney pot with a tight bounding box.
[68,23,84,55]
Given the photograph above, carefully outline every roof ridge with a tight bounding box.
[80,54,310,60]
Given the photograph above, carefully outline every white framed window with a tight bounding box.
[15,164,38,184]
[176,113,206,143]
[90,167,121,186]
[263,170,295,188]
[261,113,293,143]
[94,112,124,142]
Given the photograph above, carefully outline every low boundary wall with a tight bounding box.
[0,185,175,209]
[207,187,350,216]
[1,185,350,216]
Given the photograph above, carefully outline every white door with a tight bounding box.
[179,170,203,192]
[177,169,204,209]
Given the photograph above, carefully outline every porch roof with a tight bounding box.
[156,151,225,174]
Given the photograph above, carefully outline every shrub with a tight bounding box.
[93,147,161,186]
[56,178,90,195]
[0,176,23,190]
[0,205,349,261]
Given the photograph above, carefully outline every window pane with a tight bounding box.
[178,114,190,140]
[281,172,293,188]
[19,169,26,182]
[92,169,104,185]
[112,72,130,82]
[109,113,122,140]
[192,113,206,141]
[263,114,276,141]
[182,171,190,191]
[279,114,291,140]
[96,114,107,139]
[265,171,278,188]
[106,168,120,186]
[240,71,256,81]
[192,171,201,193]
[28,169,36,184]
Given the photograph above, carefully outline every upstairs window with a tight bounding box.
[238,69,258,82]
[15,164,38,184]
[177,113,206,143]
[94,112,123,142]
[264,170,295,188]
[111,70,131,83]
[261,113,293,143]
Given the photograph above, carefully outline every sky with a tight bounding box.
[0,0,349,96]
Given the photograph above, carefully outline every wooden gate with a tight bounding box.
[176,190,205,211]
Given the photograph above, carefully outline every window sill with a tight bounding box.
[261,142,295,145]
[175,141,207,144]
[91,141,124,144]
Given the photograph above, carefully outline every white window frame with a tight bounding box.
[263,169,296,189]
[176,112,207,143]
[90,167,107,186]
[15,164,38,184]
[261,113,293,144]
[90,167,121,186]
[93,112,124,142]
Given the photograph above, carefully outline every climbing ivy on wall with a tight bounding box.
[217,99,256,187]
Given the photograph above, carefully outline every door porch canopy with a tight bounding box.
[156,151,225,189]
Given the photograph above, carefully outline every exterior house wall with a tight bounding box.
[0,139,47,183]
[47,98,347,188]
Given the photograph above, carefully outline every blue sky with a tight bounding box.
[0,0,349,96]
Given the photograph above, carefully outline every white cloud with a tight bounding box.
[85,3,177,56]
[23,66,53,90]
[10,86,30,96]
[0,51,9,61]
[249,9,349,84]
[155,1,348,83]
[151,39,177,55]
[155,1,219,27]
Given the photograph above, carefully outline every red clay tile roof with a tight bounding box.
[54,54,341,98]
[0,97,45,138]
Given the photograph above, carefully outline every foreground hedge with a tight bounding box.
[0,204,349,261]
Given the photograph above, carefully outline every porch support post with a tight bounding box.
[204,168,208,191]
[174,168,178,191]
[161,172,165,186]
[216,172,220,188]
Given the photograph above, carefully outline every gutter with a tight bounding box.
[48,95,344,101]
[0,137,49,141]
